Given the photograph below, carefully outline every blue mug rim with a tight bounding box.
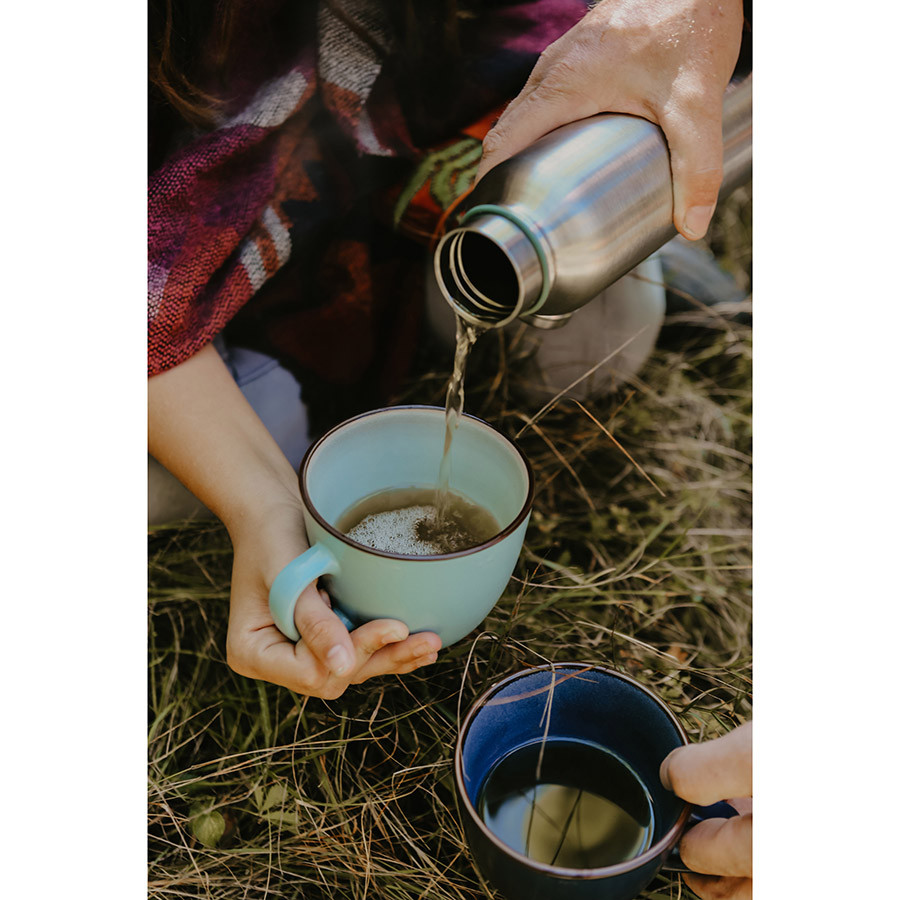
[298,404,535,562]
[454,662,693,881]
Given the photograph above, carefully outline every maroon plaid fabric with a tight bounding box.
[148,1,587,408]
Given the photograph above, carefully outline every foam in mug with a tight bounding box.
[337,487,500,556]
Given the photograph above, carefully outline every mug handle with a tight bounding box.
[268,544,353,641]
[661,800,741,873]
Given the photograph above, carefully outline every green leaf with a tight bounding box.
[257,783,289,813]
[189,805,226,848]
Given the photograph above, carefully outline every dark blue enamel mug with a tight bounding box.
[454,663,736,900]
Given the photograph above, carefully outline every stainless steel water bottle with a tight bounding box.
[434,75,752,329]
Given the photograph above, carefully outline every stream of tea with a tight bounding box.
[433,315,483,521]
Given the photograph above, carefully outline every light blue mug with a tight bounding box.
[269,406,534,646]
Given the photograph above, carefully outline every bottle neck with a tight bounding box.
[434,212,544,328]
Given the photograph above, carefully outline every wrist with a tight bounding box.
[227,483,312,593]
[219,455,304,544]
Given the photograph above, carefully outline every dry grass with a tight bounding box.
[148,190,751,899]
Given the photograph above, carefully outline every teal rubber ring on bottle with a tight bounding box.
[460,204,550,316]
[269,544,342,641]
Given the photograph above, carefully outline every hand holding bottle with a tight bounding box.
[477,0,745,241]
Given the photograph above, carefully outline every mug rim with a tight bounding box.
[454,662,693,881]
[298,405,535,562]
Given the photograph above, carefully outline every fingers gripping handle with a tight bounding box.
[661,800,740,873]
[268,544,343,641]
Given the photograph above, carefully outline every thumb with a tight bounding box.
[660,722,752,806]
[659,100,725,241]
[292,584,356,678]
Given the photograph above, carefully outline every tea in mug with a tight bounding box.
[477,738,655,869]
[337,487,500,556]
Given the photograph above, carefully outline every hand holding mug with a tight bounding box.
[148,346,440,700]
[225,497,441,699]
[660,722,752,899]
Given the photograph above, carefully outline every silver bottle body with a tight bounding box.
[435,75,752,328]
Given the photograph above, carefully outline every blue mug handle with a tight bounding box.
[662,800,741,873]
[268,545,356,640]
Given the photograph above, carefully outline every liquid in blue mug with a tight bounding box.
[455,664,738,900]
[269,405,534,646]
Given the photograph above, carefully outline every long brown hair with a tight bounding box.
[148,0,243,128]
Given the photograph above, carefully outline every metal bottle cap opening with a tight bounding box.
[434,212,544,328]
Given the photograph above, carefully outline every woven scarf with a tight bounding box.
[148,0,587,414]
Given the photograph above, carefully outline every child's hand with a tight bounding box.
[476,0,745,242]
[660,721,752,899]
[225,499,442,699]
